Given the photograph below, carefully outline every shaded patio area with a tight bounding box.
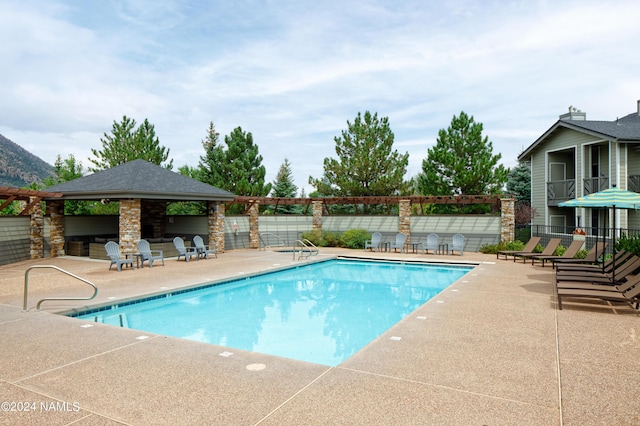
[0,249,638,425]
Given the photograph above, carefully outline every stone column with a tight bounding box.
[48,200,65,258]
[500,197,515,243]
[399,199,411,243]
[29,197,44,259]
[249,201,259,249]
[142,200,166,238]
[312,201,323,231]
[209,201,225,253]
[119,199,141,254]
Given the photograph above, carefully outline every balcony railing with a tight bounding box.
[628,175,640,193]
[584,176,609,194]
[547,179,575,206]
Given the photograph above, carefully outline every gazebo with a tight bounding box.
[44,159,235,256]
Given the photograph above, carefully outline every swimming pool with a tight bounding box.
[72,258,471,366]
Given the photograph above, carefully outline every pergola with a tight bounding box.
[0,187,62,215]
[232,195,503,215]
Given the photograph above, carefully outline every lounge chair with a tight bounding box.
[496,236,541,260]
[364,232,382,252]
[420,233,439,255]
[551,242,607,268]
[555,256,640,285]
[530,239,584,267]
[389,232,407,253]
[556,272,640,292]
[193,235,217,259]
[514,238,561,263]
[105,241,134,272]
[137,239,164,268]
[173,237,198,262]
[449,234,465,256]
[557,278,640,310]
[555,249,632,273]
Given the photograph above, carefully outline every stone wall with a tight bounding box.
[312,201,323,230]
[399,199,411,243]
[47,200,65,257]
[142,200,167,238]
[119,199,141,254]
[500,197,515,243]
[249,202,259,249]
[29,197,44,259]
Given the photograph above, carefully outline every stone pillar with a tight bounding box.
[142,200,166,238]
[500,197,515,243]
[119,199,141,254]
[48,200,65,258]
[399,199,411,243]
[249,201,259,249]
[29,197,44,259]
[312,201,323,231]
[209,201,225,253]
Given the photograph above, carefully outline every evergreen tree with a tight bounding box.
[89,116,173,171]
[506,159,531,203]
[199,124,272,204]
[198,121,226,188]
[43,154,96,215]
[309,111,409,197]
[269,158,299,214]
[417,111,508,196]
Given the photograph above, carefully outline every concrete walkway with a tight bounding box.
[0,249,638,425]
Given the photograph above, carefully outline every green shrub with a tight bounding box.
[574,249,589,259]
[553,245,566,256]
[616,233,640,257]
[479,240,526,254]
[340,229,370,249]
[301,230,324,246]
[323,231,342,247]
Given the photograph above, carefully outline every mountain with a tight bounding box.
[0,133,54,187]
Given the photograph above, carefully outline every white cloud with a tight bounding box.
[1,0,640,194]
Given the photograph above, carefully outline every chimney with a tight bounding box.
[637,99,640,115]
[559,105,586,121]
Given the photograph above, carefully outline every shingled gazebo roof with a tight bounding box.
[43,159,235,201]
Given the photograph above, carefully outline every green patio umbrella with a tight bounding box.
[559,186,640,282]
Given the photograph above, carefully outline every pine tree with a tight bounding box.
[198,124,272,204]
[270,158,299,214]
[417,111,508,195]
[90,116,173,171]
[309,111,409,197]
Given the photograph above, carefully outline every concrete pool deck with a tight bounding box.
[0,248,638,425]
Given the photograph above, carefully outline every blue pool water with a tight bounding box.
[73,259,471,366]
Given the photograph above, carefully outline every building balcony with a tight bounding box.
[629,175,640,193]
[547,179,575,206]
[584,176,609,195]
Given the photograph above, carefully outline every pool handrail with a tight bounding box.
[293,239,319,260]
[259,232,287,250]
[23,265,98,312]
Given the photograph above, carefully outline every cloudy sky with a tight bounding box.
[1,0,639,194]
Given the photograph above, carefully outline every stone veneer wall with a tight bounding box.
[312,201,323,230]
[500,197,515,243]
[29,197,44,259]
[142,200,167,238]
[47,200,65,258]
[119,199,141,254]
[398,199,411,243]
[209,201,226,253]
[249,202,259,249]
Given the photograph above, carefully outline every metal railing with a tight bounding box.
[23,265,98,312]
[546,180,575,206]
[293,239,319,260]
[259,233,287,250]
[584,176,609,194]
